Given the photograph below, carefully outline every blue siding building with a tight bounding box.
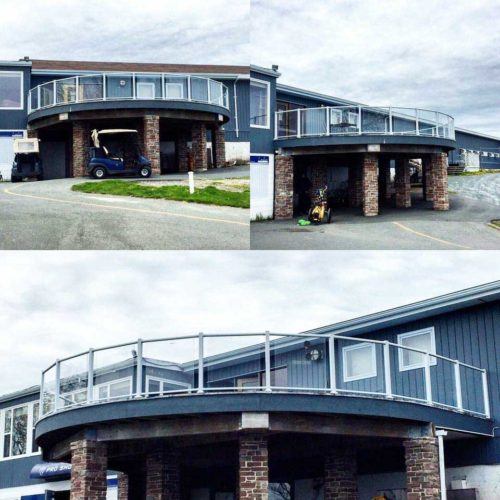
[0,282,498,499]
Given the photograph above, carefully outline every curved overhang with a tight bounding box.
[28,99,230,126]
[36,392,492,453]
[275,135,456,154]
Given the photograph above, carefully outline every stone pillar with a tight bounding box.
[423,157,433,202]
[404,437,441,499]
[191,122,207,171]
[212,126,226,168]
[238,433,269,500]
[72,121,90,178]
[431,153,449,211]
[348,165,363,208]
[324,448,358,500]
[395,159,411,208]
[362,153,379,216]
[27,128,38,139]
[117,472,129,500]
[143,115,160,175]
[175,133,189,173]
[145,446,180,500]
[70,439,108,500]
[274,155,294,220]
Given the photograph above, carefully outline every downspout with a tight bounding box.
[436,429,448,500]
[233,76,239,139]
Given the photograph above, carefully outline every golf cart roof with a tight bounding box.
[13,138,39,154]
[91,129,138,148]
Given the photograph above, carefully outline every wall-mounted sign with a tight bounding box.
[367,144,381,152]
[59,113,69,121]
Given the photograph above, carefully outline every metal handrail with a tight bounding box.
[39,332,489,420]
[274,105,455,141]
[28,72,230,114]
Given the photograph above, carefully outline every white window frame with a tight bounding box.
[397,327,437,372]
[145,375,191,395]
[342,342,377,382]
[0,71,24,110]
[330,108,343,125]
[136,82,156,99]
[165,82,184,100]
[93,376,132,401]
[250,78,270,129]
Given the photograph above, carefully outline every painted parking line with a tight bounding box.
[3,185,249,227]
[391,221,471,249]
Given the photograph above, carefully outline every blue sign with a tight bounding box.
[30,462,72,479]
[250,155,270,164]
[0,130,24,138]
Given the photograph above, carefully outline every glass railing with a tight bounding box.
[275,106,455,140]
[39,332,489,419]
[29,73,230,113]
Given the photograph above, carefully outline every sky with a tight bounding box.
[0,0,249,65]
[0,251,499,395]
[252,0,500,137]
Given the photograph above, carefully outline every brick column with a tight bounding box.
[348,165,363,208]
[431,153,449,211]
[191,122,207,171]
[72,121,90,178]
[117,472,128,500]
[238,433,269,500]
[423,157,433,202]
[27,129,38,139]
[274,155,294,220]
[324,448,358,500]
[175,133,189,173]
[70,439,107,500]
[362,153,379,216]
[212,126,226,168]
[145,446,180,500]
[143,115,160,175]
[395,159,411,208]
[404,437,441,499]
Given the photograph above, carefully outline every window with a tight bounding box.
[342,343,377,382]
[32,403,39,453]
[250,79,270,128]
[146,376,191,395]
[3,405,28,457]
[165,83,184,99]
[0,72,23,109]
[94,378,132,401]
[137,82,156,99]
[330,108,343,125]
[398,327,437,371]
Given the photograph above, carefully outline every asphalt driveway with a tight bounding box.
[0,177,249,250]
[251,190,500,250]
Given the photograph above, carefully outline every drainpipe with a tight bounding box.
[436,429,448,500]
[233,76,239,139]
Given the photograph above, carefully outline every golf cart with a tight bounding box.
[11,138,43,182]
[86,129,152,179]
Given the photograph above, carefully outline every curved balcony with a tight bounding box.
[38,332,490,428]
[274,106,455,150]
[28,73,230,121]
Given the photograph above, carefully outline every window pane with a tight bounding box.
[148,379,161,394]
[3,434,10,457]
[345,345,374,379]
[250,82,268,126]
[12,406,28,456]
[109,380,131,398]
[98,386,108,400]
[5,410,12,433]
[271,367,288,387]
[402,332,430,367]
[0,73,22,108]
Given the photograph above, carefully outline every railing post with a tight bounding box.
[40,370,45,415]
[389,107,393,134]
[482,370,491,418]
[326,107,331,136]
[329,335,337,394]
[435,111,439,137]
[161,74,165,100]
[197,332,204,393]
[454,361,463,411]
[274,112,278,140]
[207,79,211,104]
[415,109,420,135]
[102,74,106,101]
[53,80,56,106]
[37,85,41,109]
[265,331,271,392]
[87,349,94,403]
[132,73,136,100]
[187,76,191,101]
[75,76,79,103]
[135,339,143,397]
[297,109,301,138]
[54,360,61,411]
[357,105,362,134]
[424,353,433,404]
[383,341,393,399]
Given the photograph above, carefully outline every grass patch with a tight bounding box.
[490,220,500,229]
[72,180,249,208]
[456,169,500,176]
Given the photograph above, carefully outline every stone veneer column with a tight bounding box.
[362,153,379,216]
[72,121,90,178]
[422,157,434,202]
[274,155,294,220]
[238,433,269,500]
[117,472,129,500]
[395,159,411,208]
[212,125,226,168]
[324,448,358,500]
[70,439,108,500]
[431,153,449,211]
[143,115,161,175]
[191,122,207,171]
[145,446,180,500]
[27,128,38,139]
[348,165,363,208]
[404,437,441,499]
[175,133,190,173]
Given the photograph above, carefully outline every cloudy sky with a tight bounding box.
[252,0,500,137]
[0,0,249,65]
[0,251,499,394]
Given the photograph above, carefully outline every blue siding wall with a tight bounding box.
[451,130,500,168]
[250,70,277,154]
[0,64,31,130]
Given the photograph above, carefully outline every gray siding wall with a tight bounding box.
[451,130,500,168]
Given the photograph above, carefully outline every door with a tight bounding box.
[0,131,24,180]
[250,154,274,220]
[39,141,66,179]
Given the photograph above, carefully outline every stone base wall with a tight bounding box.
[239,433,269,500]
[404,437,441,500]
[431,153,449,211]
[146,447,181,500]
[143,115,160,175]
[395,159,411,208]
[27,129,38,139]
[192,123,207,171]
[362,154,379,216]
[324,448,358,500]
[213,126,226,168]
[274,155,294,219]
[72,121,90,178]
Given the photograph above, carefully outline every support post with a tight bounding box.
[54,360,61,411]
[198,332,204,393]
[384,341,393,398]
[265,331,271,392]
[135,339,143,397]
[425,353,433,404]
[454,361,462,411]
[482,370,491,418]
[87,349,94,403]
[329,335,337,394]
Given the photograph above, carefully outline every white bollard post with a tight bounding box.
[188,171,195,194]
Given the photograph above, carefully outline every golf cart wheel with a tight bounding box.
[139,167,152,178]
[92,167,106,179]
[326,208,332,223]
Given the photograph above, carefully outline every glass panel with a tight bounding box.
[250,81,268,127]
[0,73,22,108]
[109,379,132,399]
[164,76,188,100]
[30,89,39,111]
[210,80,222,105]
[12,406,28,456]
[3,433,10,457]
[222,85,229,108]
[105,74,132,99]
[400,333,430,368]
[56,77,76,104]
[390,343,426,401]
[191,76,209,102]
[344,344,375,380]
[301,108,328,136]
[78,75,104,101]
[417,110,438,137]
[59,353,88,408]
[361,107,389,134]
[40,82,54,108]
[42,365,57,415]
[277,110,298,138]
[148,379,161,395]
[329,106,359,134]
[460,365,485,415]
[135,74,162,99]
[4,409,12,433]
[392,108,417,135]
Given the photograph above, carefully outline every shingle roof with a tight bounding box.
[30,59,249,75]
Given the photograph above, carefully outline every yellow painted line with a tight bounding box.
[392,221,471,249]
[3,185,249,227]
